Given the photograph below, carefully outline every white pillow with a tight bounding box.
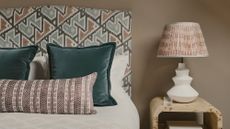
[111,54,129,90]
[28,54,129,89]
[28,56,49,80]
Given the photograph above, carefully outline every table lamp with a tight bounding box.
[157,22,208,103]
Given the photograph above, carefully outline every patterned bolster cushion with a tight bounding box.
[0,72,97,114]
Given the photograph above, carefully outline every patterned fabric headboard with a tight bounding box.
[0,6,132,94]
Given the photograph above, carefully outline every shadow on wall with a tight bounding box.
[133,38,178,129]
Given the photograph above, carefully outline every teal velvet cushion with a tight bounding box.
[0,46,38,79]
[47,43,117,106]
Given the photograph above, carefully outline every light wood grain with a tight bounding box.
[150,97,223,129]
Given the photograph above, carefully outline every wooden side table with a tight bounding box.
[150,97,223,129]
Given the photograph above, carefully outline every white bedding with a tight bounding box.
[0,86,139,129]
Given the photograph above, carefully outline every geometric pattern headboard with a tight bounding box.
[0,6,132,94]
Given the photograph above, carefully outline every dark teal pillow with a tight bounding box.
[47,43,117,106]
[0,46,38,79]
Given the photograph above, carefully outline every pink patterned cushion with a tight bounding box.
[0,73,97,114]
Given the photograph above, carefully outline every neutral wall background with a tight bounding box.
[0,0,229,129]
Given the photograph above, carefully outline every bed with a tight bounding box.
[0,5,139,129]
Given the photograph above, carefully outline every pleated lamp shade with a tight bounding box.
[157,22,208,57]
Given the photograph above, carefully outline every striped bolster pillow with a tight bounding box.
[0,72,97,114]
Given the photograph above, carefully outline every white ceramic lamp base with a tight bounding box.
[167,63,199,103]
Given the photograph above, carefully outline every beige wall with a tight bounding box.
[1,0,230,129]
[202,0,230,24]
[132,1,230,129]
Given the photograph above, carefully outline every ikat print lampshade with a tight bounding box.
[157,22,208,57]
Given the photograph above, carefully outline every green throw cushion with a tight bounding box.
[0,46,38,79]
[47,43,117,106]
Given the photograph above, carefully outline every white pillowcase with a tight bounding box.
[28,56,49,80]
[28,54,129,90]
[110,54,129,89]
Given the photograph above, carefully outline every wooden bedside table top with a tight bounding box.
[150,97,221,113]
[150,97,223,129]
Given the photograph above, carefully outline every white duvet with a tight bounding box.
[0,86,139,129]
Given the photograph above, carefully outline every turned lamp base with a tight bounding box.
[167,63,199,103]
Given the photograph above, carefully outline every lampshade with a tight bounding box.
[157,22,208,57]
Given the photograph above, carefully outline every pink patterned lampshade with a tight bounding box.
[157,22,208,57]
